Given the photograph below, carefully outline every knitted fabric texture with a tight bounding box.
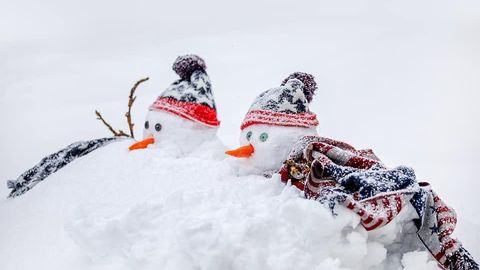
[240,74,319,130]
[150,54,220,127]
[7,137,121,198]
[279,135,478,270]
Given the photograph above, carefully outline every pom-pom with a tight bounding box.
[281,72,317,102]
[172,54,207,80]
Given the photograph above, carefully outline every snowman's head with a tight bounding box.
[227,124,317,173]
[129,54,220,153]
[226,72,320,174]
[129,110,216,155]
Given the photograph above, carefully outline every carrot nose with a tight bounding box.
[225,144,255,158]
[129,137,155,151]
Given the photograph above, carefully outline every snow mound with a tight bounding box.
[0,140,437,270]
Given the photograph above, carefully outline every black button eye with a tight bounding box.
[144,121,149,129]
[155,123,162,132]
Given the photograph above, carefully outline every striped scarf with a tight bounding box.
[279,136,478,270]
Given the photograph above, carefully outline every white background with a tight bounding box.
[1,0,479,254]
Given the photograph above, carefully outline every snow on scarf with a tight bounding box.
[279,135,478,270]
[6,137,120,198]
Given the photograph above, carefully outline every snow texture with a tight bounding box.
[0,140,442,270]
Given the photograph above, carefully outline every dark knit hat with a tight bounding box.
[240,72,319,130]
[149,54,220,127]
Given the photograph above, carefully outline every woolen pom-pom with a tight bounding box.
[172,54,207,80]
[281,72,317,103]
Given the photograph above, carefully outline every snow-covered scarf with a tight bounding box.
[7,137,120,198]
[279,136,478,270]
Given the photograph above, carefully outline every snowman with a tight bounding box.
[225,72,319,175]
[226,72,479,269]
[129,54,224,158]
[7,55,223,198]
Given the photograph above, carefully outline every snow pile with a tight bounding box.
[0,140,440,270]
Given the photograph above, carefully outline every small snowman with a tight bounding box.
[226,72,319,174]
[7,55,223,198]
[129,55,224,158]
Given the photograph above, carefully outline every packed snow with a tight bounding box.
[0,140,439,269]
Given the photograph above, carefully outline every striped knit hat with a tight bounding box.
[240,72,319,130]
[149,54,220,127]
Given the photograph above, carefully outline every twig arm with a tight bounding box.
[95,110,129,137]
[126,77,149,138]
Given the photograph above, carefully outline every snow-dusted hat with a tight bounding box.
[240,72,319,130]
[149,54,220,127]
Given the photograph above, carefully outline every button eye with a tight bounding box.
[144,121,149,129]
[246,131,253,141]
[259,132,268,142]
[155,123,162,132]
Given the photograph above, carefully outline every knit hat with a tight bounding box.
[149,54,220,127]
[240,72,319,130]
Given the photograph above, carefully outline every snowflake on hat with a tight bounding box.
[226,72,319,174]
[161,55,216,109]
[241,72,319,130]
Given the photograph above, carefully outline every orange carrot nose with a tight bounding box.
[129,137,155,151]
[225,144,255,158]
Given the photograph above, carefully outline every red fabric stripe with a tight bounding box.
[293,181,305,191]
[434,251,445,261]
[434,252,449,268]
[346,202,355,209]
[150,97,220,127]
[365,218,384,231]
[319,137,357,153]
[438,217,457,226]
[308,181,320,188]
[382,197,394,222]
[279,166,290,183]
[345,157,379,169]
[441,239,457,252]
[357,207,366,218]
[318,144,334,154]
[395,195,403,214]
[241,110,319,130]
[439,227,455,238]
[435,206,451,213]
[319,181,336,187]
[362,215,373,224]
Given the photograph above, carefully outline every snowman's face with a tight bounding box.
[229,124,317,173]
[129,110,217,155]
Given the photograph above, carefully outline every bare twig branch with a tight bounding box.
[94,77,149,138]
[95,110,130,137]
[126,77,149,138]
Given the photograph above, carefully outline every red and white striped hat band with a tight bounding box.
[150,97,220,128]
[240,109,319,130]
